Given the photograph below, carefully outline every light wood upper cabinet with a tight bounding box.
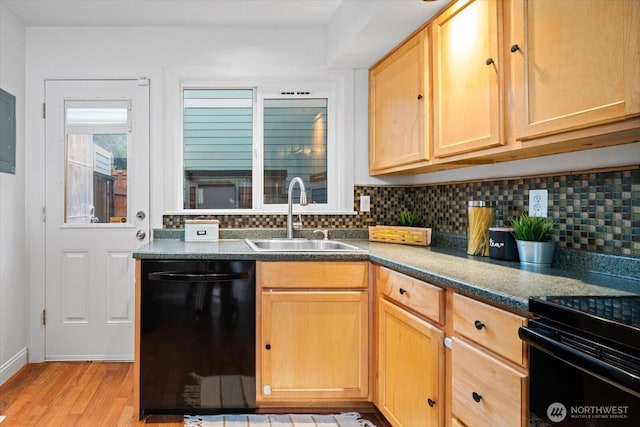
[369,28,430,174]
[432,0,504,158]
[368,0,639,175]
[508,0,640,141]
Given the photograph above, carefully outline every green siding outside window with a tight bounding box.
[183,89,254,209]
[182,89,329,209]
[264,98,328,204]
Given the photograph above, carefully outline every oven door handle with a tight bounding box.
[519,325,640,397]
[148,271,248,282]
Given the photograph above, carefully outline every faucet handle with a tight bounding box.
[313,229,329,240]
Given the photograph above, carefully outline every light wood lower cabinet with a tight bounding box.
[453,293,526,366]
[256,261,529,426]
[450,293,528,427]
[452,338,527,427]
[374,265,445,426]
[256,261,369,405]
[378,299,444,426]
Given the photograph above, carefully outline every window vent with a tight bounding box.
[280,91,311,96]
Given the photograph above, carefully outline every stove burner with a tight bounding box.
[529,295,640,353]
[542,296,640,328]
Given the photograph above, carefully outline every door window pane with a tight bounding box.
[183,89,253,209]
[66,107,128,125]
[64,102,129,224]
[263,98,327,204]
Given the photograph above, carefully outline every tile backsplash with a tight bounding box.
[164,167,640,257]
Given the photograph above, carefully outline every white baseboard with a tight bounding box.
[0,348,28,386]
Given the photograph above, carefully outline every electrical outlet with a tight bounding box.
[360,195,370,212]
[528,189,548,217]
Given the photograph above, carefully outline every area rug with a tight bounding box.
[184,412,376,427]
[184,373,256,409]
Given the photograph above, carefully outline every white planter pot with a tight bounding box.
[516,240,555,266]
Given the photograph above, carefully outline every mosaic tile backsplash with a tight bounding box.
[164,167,640,257]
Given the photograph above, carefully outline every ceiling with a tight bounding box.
[1,0,449,68]
[3,0,345,27]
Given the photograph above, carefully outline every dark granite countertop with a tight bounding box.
[133,235,639,313]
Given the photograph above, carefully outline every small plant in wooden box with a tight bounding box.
[369,211,431,246]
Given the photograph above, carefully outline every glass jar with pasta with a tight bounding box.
[467,201,496,256]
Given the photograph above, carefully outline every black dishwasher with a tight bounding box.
[140,259,256,416]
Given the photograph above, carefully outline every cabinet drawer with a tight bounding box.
[452,338,527,427]
[453,293,526,366]
[376,265,444,325]
[257,261,368,289]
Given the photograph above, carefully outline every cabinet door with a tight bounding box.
[377,299,444,427]
[260,291,368,402]
[432,0,504,158]
[509,0,640,140]
[369,29,430,174]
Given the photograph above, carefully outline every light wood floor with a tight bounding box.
[0,362,390,427]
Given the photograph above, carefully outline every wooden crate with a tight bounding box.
[369,225,432,246]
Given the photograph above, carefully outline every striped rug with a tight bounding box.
[184,412,376,427]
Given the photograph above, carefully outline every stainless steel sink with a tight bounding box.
[245,238,365,252]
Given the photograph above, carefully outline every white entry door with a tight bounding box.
[44,79,150,360]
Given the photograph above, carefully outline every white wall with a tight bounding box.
[0,3,27,385]
[24,24,355,360]
[20,22,640,363]
[26,25,354,226]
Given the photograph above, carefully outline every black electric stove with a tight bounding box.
[521,295,640,425]
[528,295,640,352]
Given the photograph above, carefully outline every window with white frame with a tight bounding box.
[182,85,339,212]
[183,89,254,209]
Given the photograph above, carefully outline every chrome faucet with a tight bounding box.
[287,177,308,239]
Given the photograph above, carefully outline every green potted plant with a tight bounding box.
[511,214,556,265]
[398,210,421,227]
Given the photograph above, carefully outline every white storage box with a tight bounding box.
[185,219,219,242]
